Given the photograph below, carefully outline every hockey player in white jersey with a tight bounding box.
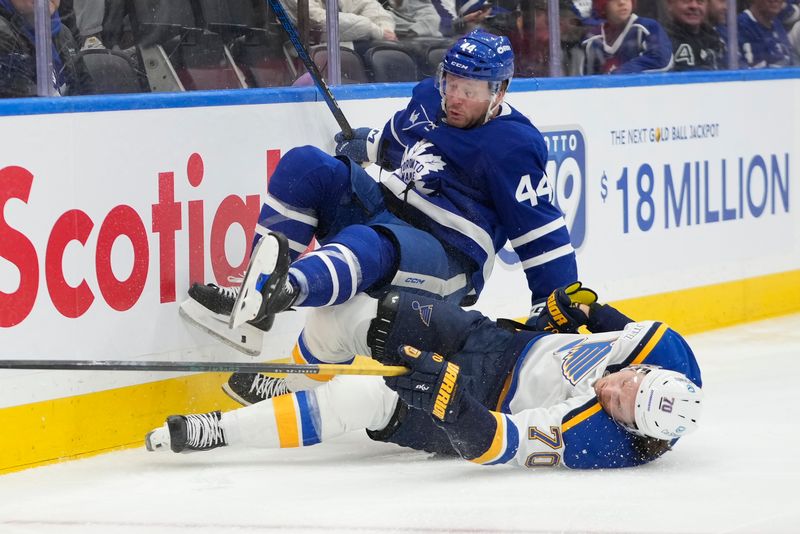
[147,284,703,469]
[180,29,577,406]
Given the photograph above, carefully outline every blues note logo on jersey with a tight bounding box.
[411,300,433,326]
[399,140,446,195]
[557,338,612,385]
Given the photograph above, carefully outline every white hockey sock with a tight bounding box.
[220,376,398,448]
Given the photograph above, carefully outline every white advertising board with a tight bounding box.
[0,78,797,407]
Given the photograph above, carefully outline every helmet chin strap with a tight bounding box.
[483,93,500,125]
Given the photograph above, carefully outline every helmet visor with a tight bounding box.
[437,68,501,103]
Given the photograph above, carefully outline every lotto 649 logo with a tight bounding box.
[543,128,586,249]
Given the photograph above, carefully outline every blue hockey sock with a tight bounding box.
[256,146,352,261]
[289,225,397,307]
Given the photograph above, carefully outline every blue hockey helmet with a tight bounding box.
[441,29,515,83]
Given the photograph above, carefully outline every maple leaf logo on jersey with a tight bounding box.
[398,140,446,195]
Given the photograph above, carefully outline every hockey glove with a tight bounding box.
[334,127,382,164]
[525,297,547,327]
[384,346,464,424]
[535,281,598,333]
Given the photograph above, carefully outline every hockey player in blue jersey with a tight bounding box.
[146,283,703,470]
[582,0,674,74]
[180,29,577,404]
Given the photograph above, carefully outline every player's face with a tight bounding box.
[605,0,633,25]
[594,368,641,425]
[443,74,502,129]
[669,0,707,29]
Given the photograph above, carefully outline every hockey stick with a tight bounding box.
[0,359,408,376]
[266,0,354,139]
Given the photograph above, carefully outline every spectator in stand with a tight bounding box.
[0,0,88,97]
[72,0,104,49]
[581,0,674,73]
[559,0,591,74]
[278,0,397,43]
[436,0,491,36]
[790,19,800,59]
[664,0,724,70]
[779,0,799,29]
[514,0,589,77]
[738,0,797,67]
[706,0,728,39]
[385,0,443,38]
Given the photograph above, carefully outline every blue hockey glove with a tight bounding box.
[384,346,464,423]
[535,281,598,333]
[334,127,381,164]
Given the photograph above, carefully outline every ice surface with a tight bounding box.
[2,314,799,534]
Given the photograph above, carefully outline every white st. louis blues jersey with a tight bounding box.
[472,321,702,469]
[377,78,577,304]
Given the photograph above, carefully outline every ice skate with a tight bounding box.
[229,231,297,330]
[145,411,227,453]
[222,373,291,406]
[179,281,272,356]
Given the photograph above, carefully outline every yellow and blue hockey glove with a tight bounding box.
[535,281,598,333]
[384,346,464,423]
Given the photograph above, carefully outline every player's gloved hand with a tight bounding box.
[534,281,598,333]
[384,345,464,423]
[334,127,381,164]
[525,298,547,327]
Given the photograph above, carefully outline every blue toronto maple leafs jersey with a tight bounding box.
[469,321,702,469]
[582,15,674,74]
[738,10,796,68]
[376,78,577,304]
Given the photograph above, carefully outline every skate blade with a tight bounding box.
[229,235,279,330]
[179,300,263,357]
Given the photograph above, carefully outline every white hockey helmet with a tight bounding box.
[623,365,703,440]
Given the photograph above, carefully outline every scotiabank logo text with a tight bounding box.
[0,151,281,327]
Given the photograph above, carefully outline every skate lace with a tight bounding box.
[249,374,290,399]
[185,412,225,448]
[216,276,243,299]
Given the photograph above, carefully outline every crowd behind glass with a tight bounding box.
[0,0,797,98]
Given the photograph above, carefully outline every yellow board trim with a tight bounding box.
[470,412,505,464]
[0,372,241,475]
[272,394,300,448]
[3,269,800,474]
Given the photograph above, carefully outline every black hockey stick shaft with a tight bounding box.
[266,0,354,139]
[0,359,408,376]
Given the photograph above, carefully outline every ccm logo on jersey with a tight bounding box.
[404,277,425,284]
[433,362,460,421]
